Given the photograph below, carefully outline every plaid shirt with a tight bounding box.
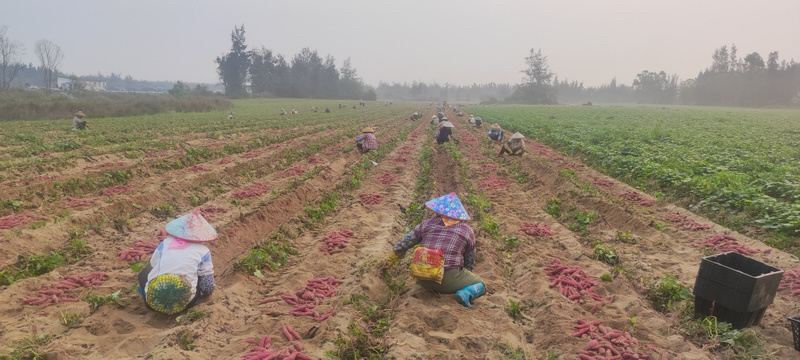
[361,133,378,150]
[393,216,476,270]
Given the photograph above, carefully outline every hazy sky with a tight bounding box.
[4,0,799,87]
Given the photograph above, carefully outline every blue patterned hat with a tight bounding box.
[425,192,471,221]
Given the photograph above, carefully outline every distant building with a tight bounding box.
[57,77,107,92]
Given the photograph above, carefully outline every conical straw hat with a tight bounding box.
[165,210,217,241]
[424,192,470,221]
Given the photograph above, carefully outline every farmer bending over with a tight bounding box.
[499,132,526,157]
[487,123,504,142]
[435,120,457,145]
[72,111,87,130]
[138,210,216,315]
[356,127,378,154]
[385,193,486,308]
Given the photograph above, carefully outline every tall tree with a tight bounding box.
[743,52,765,71]
[249,46,274,95]
[215,25,249,97]
[339,57,364,99]
[711,45,730,72]
[34,39,63,93]
[508,48,556,104]
[0,25,24,89]
[632,70,678,104]
[729,44,740,72]
[767,51,780,72]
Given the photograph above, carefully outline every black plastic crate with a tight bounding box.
[693,252,783,312]
[695,296,767,329]
[790,316,800,351]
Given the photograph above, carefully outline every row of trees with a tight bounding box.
[215,25,375,100]
[374,82,513,103]
[680,44,800,106]
[508,45,798,106]
[0,26,64,92]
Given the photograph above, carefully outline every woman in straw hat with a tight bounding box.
[487,123,504,142]
[72,111,87,130]
[435,119,458,145]
[356,127,378,154]
[137,210,217,314]
[385,193,486,308]
[499,132,526,157]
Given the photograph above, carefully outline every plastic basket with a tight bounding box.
[693,252,783,312]
[790,316,800,352]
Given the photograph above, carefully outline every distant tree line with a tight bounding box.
[680,45,800,106]
[215,25,376,100]
[548,44,799,106]
[375,82,513,103]
[380,45,799,107]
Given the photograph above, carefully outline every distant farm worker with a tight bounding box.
[436,111,445,121]
[138,210,216,315]
[436,120,458,145]
[499,132,526,157]
[325,107,331,113]
[385,192,485,308]
[487,123,504,142]
[291,109,298,114]
[356,127,378,154]
[430,115,440,126]
[410,111,421,121]
[473,116,482,127]
[227,112,235,120]
[281,109,287,115]
[72,111,87,130]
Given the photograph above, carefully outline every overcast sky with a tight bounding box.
[4,0,799,87]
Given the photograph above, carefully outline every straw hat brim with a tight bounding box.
[165,211,217,241]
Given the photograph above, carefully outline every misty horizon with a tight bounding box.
[3,0,800,88]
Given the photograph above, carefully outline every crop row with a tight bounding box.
[470,105,800,253]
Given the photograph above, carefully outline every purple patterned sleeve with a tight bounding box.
[197,275,215,296]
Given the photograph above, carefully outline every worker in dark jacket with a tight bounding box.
[435,120,457,145]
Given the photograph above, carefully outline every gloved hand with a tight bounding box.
[385,252,400,267]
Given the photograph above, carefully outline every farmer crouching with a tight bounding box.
[138,210,216,315]
[435,119,458,145]
[498,132,526,157]
[356,127,378,155]
[72,111,87,130]
[487,123,504,142]
[385,193,486,308]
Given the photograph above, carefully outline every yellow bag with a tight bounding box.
[410,247,444,283]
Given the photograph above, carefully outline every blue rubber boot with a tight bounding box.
[453,282,485,309]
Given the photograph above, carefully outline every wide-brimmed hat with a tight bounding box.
[165,210,217,241]
[511,132,525,140]
[490,123,501,130]
[425,192,471,221]
[361,127,374,133]
[146,274,192,315]
[75,111,85,117]
[440,121,455,128]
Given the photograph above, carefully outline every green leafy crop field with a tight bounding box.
[470,104,800,253]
